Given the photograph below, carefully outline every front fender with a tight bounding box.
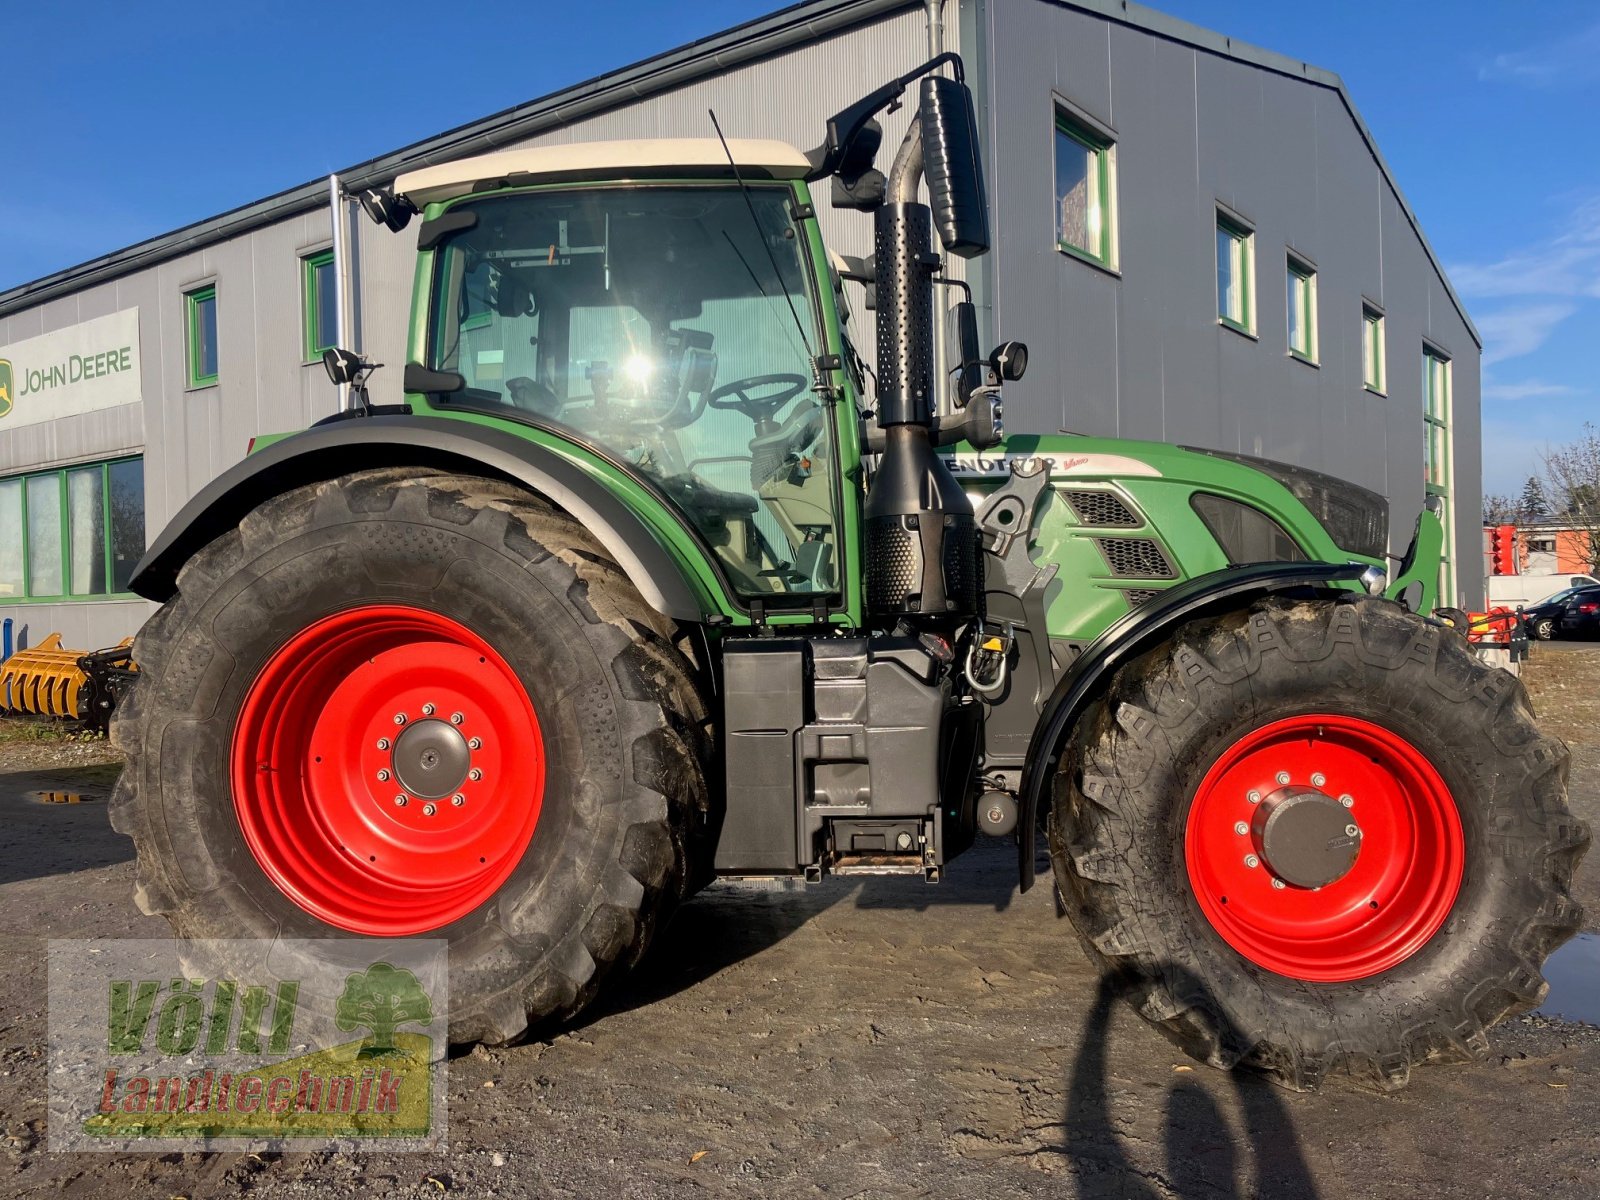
[1016,560,1367,891]
[130,415,713,622]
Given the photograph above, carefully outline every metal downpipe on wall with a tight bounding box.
[328,174,351,413]
[924,0,948,416]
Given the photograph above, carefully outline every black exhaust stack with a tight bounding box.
[863,75,990,622]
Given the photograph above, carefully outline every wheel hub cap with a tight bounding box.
[1184,713,1465,982]
[230,605,545,936]
[392,719,471,799]
[1255,787,1362,888]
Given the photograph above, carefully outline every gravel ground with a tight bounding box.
[0,644,1595,1199]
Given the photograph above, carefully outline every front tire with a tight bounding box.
[1049,595,1588,1090]
[1533,616,1555,640]
[111,468,711,1045]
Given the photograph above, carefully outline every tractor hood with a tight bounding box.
[947,434,1391,563]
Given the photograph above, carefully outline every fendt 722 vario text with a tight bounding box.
[114,57,1587,1090]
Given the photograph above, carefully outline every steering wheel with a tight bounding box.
[707,374,809,425]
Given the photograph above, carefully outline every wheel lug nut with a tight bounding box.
[1244,854,1260,868]
[376,769,390,782]
[421,703,435,716]
[452,794,465,807]
[468,737,482,751]
[395,794,408,807]
[1346,824,1360,838]
[377,738,391,751]
[1275,771,1290,786]
[469,768,483,782]
[1339,794,1354,808]
[450,712,465,726]
[1272,878,1287,890]
[423,803,437,817]
[1310,772,1326,787]
[1247,790,1261,804]
[1234,821,1249,835]
[394,713,407,726]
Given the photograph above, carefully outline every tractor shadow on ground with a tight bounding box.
[1063,969,1321,1200]
[0,764,131,886]
[574,840,1025,1030]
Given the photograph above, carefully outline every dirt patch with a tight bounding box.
[0,716,122,773]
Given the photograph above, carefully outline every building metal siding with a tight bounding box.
[979,0,1481,601]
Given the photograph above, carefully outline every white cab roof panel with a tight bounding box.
[396,139,812,206]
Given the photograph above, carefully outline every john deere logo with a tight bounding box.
[0,359,12,418]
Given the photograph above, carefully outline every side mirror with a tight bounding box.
[357,186,417,233]
[919,76,990,258]
[988,341,1028,382]
[951,300,983,406]
[829,118,886,211]
[322,346,366,386]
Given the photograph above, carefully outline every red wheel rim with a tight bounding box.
[1184,714,1464,982]
[230,605,544,935]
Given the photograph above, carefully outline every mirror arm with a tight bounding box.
[803,52,964,181]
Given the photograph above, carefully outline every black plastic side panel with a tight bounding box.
[716,635,956,875]
[1015,561,1366,891]
[129,415,704,622]
[717,640,808,873]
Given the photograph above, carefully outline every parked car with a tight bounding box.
[1523,586,1591,639]
[1556,585,1600,637]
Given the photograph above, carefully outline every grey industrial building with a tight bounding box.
[0,0,1482,652]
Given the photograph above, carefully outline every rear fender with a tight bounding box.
[130,415,713,621]
[1016,561,1366,891]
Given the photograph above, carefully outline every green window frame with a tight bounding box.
[185,284,219,388]
[1216,213,1254,335]
[302,250,338,362]
[1054,110,1115,268]
[1362,305,1386,393]
[0,456,145,604]
[1286,256,1317,363]
[1423,347,1453,602]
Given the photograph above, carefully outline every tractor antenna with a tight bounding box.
[708,109,816,369]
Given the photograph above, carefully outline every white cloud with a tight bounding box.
[1447,196,1600,299]
[1475,303,1578,365]
[1481,379,1581,402]
[1478,22,1600,88]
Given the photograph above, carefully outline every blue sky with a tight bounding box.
[6,1,1595,497]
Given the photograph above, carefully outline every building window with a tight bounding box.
[1362,305,1386,393]
[302,250,338,362]
[186,285,219,388]
[0,457,144,602]
[1216,213,1254,334]
[1424,347,1453,602]
[1054,111,1115,267]
[1286,256,1317,363]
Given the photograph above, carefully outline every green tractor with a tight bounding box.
[113,56,1586,1090]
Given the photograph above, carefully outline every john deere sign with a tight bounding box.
[0,308,141,431]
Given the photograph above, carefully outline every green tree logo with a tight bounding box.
[334,963,433,1054]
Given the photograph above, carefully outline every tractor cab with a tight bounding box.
[396,142,846,599]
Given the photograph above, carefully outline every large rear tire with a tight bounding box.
[1049,595,1588,1090]
[110,468,711,1045]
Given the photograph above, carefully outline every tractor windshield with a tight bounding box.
[426,184,838,600]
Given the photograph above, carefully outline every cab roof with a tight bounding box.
[395,139,812,207]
